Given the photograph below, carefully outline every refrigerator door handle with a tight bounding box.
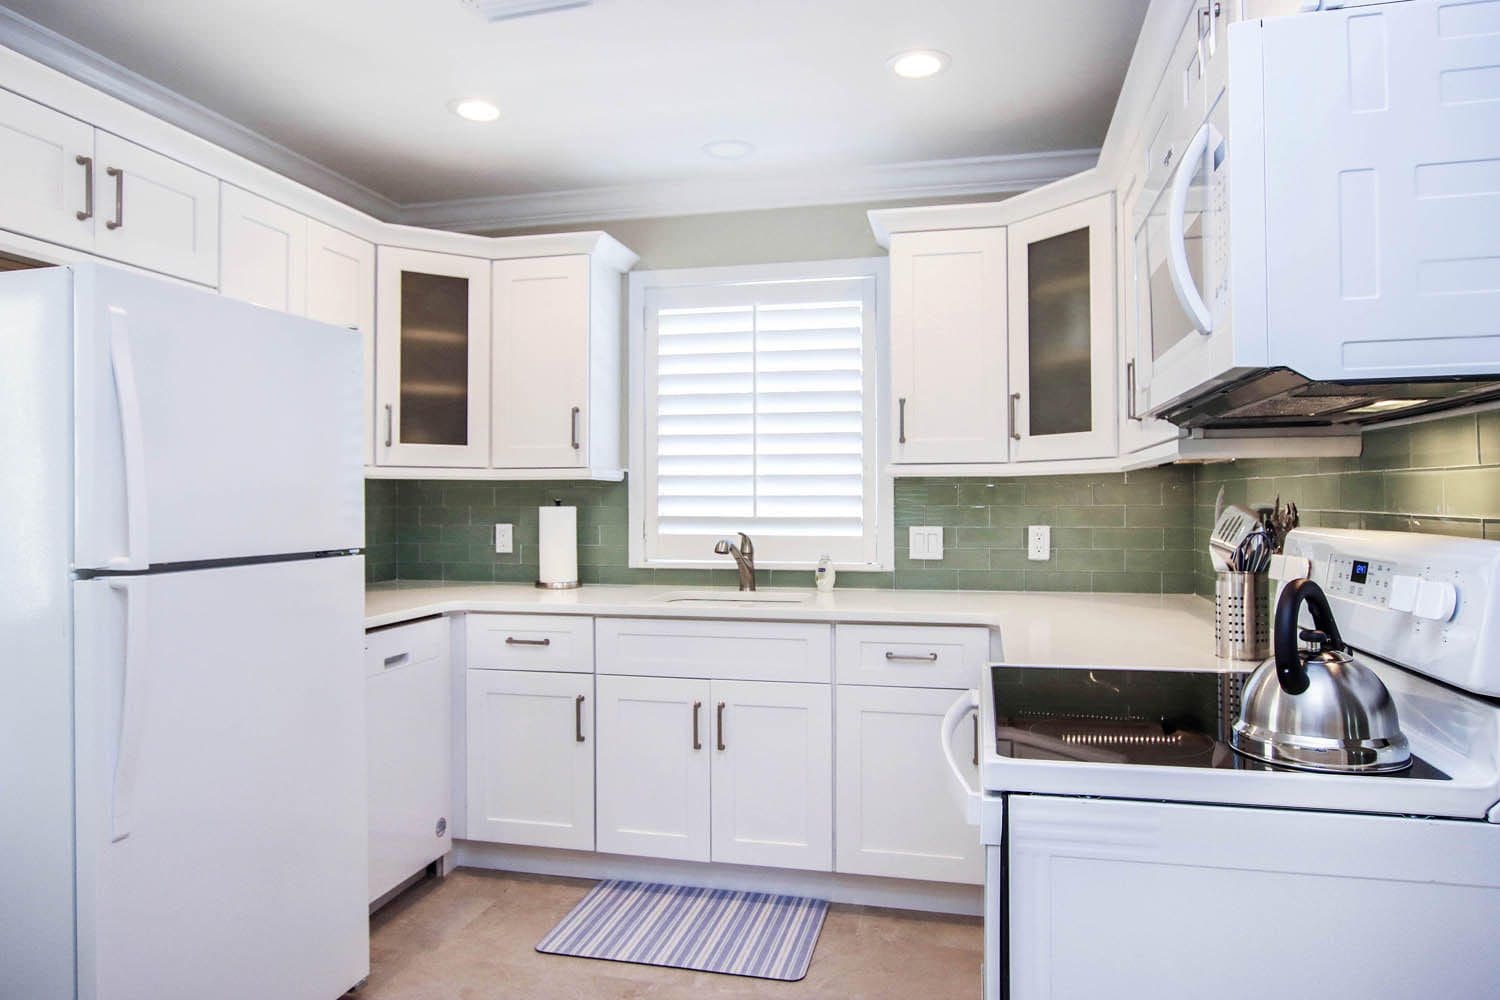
[108,308,149,570]
[109,577,149,842]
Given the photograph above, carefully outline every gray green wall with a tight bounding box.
[368,408,1500,596]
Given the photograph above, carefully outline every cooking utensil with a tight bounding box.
[1209,504,1261,573]
[1231,578,1410,773]
[1266,497,1300,554]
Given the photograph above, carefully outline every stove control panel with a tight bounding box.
[1284,527,1500,698]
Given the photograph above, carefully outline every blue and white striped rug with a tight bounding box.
[536,880,828,982]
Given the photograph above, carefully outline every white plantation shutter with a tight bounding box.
[642,272,880,567]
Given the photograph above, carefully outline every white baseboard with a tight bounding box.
[451,840,984,917]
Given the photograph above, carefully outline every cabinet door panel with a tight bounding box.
[465,670,593,850]
[890,228,1009,464]
[92,132,219,286]
[307,221,375,463]
[0,89,94,250]
[374,247,490,467]
[491,255,589,468]
[595,675,711,862]
[219,185,307,314]
[1008,194,1117,462]
[835,685,982,884]
[710,680,832,872]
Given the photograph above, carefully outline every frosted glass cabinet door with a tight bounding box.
[374,247,490,467]
[1007,194,1117,462]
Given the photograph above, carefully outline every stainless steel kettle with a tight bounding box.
[1231,578,1410,773]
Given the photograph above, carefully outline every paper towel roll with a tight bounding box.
[537,503,579,589]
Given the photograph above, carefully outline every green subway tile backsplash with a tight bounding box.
[1191,410,1500,597]
[363,409,1500,594]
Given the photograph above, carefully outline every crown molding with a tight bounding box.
[0,6,400,221]
[396,148,1101,232]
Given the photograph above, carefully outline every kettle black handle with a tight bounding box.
[1274,578,1345,696]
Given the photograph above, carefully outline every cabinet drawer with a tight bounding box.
[596,618,831,684]
[834,624,989,689]
[365,617,448,679]
[466,614,594,673]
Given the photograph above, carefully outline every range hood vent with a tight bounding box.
[1156,368,1500,430]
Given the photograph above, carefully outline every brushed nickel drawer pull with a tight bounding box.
[716,701,726,751]
[898,397,907,445]
[972,712,980,766]
[570,406,581,450]
[76,155,94,221]
[1009,392,1021,441]
[1126,360,1139,421]
[885,651,939,662]
[382,652,409,669]
[105,166,123,229]
[574,694,586,743]
[692,699,702,751]
[384,404,394,448]
[504,636,551,647]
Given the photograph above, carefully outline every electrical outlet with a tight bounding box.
[908,526,944,560]
[1027,525,1051,561]
[494,523,514,554]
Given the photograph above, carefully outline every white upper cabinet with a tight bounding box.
[91,132,219,286]
[306,221,375,463]
[490,255,591,469]
[0,89,94,251]
[890,228,1010,465]
[1007,194,1118,462]
[374,247,492,468]
[219,185,307,314]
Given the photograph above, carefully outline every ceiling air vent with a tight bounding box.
[460,0,592,21]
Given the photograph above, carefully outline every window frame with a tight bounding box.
[628,257,891,572]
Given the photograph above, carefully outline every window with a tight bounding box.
[629,259,888,570]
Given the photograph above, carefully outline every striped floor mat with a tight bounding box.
[536,879,828,982]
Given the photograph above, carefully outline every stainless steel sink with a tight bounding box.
[655,590,812,608]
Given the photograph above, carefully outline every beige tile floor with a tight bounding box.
[363,869,983,999]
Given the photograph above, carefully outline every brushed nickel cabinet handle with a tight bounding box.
[570,406,581,450]
[105,166,123,230]
[75,155,94,221]
[574,694,586,743]
[972,712,979,767]
[1126,360,1139,421]
[898,397,907,445]
[382,652,409,669]
[1009,392,1022,441]
[504,636,551,647]
[715,701,726,752]
[692,699,702,751]
[885,651,939,662]
[384,404,394,448]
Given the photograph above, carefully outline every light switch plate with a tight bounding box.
[909,526,944,560]
[1027,525,1051,561]
[494,523,514,554]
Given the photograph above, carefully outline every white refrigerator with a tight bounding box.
[1,263,370,1000]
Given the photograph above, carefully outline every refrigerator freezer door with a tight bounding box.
[73,557,368,1000]
[72,263,363,569]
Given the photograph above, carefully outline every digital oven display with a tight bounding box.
[1350,559,1370,584]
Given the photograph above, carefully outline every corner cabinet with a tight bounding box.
[889,227,1010,464]
[374,247,492,468]
[1007,193,1117,462]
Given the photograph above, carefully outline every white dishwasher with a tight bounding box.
[365,617,452,904]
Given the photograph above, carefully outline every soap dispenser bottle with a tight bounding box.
[815,554,836,593]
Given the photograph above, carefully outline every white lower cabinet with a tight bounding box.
[595,675,713,862]
[710,680,832,871]
[465,669,594,851]
[366,619,452,903]
[835,685,984,884]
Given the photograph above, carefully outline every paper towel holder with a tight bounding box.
[536,498,582,590]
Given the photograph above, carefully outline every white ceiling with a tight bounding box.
[3,0,1150,218]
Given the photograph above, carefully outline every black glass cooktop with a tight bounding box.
[990,666,1449,780]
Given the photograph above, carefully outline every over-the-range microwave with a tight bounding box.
[1131,0,1500,430]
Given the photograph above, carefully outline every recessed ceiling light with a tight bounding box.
[449,98,500,122]
[703,139,755,160]
[890,49,950,80]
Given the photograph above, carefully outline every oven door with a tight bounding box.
[1137,96,1232,416]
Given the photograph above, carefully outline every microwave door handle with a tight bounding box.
[1166,121,1216,335]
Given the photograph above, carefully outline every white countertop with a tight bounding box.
[366,582,1217,670]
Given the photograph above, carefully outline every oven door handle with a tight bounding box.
[1166,120,1217,335]
[940,689,984,827]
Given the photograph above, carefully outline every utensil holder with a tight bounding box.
[1215,572,1269,662]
